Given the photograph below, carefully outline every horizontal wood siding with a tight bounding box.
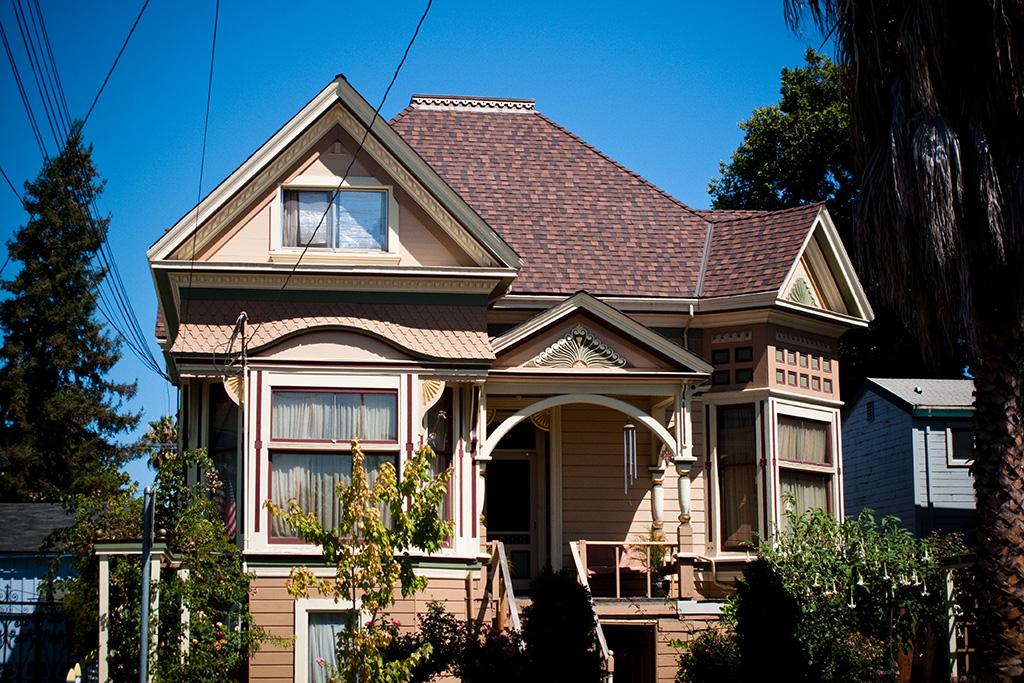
[250,577,295,683]
[842,390,916,532]
[248,572,478,683]
[912,417,976,535]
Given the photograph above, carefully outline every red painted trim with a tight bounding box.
[762,401,770,539]
[255,371,263,533]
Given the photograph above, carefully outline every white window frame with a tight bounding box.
[771,400,840,531]
[706,400,765,557]
[270,175,400,264]
[253,372,405,550]
[946,422,974,467]
[294,597,362,683]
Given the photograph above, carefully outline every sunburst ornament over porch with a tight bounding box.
[526,324,631,369]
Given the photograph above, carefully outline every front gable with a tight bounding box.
[149,77,520,273]
[779,208,873,321]
[492,292,713,376]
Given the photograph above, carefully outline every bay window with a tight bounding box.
[269,389,398,540]
[710,400,839,553]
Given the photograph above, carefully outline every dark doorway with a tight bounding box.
[604,623,656,683]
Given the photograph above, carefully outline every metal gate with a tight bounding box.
[0,585,69,683]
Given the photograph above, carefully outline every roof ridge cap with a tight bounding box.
[532,112,706,221]
[410,94,535,112]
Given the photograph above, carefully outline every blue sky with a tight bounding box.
[0,1,824,488]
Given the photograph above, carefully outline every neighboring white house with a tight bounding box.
[843,378,976,538]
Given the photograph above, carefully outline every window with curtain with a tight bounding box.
[777,414,831,464]
[308,611,351,683]
[270,451,395,538]
[716,404,759,550]
[272,390,397,442]
[779,469,832,531]
[283,189,387,251]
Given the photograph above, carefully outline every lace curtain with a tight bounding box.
[308,612,348,683]
[777,415,830,463]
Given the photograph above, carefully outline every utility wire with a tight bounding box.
[82,0,150,128]
[11,0,64,148]
[181,0,220,342]
[0,15,46,158]
[245,0,432,349]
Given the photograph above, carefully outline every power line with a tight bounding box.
[82,0,150,128]
[245,0,433,350]
[0,15,46,157]
[181,0,220,340]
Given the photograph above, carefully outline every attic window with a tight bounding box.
[283,189,387,251]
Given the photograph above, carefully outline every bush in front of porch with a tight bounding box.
[673,506,968,683]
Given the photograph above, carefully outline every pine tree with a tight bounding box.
[0,124,138,502]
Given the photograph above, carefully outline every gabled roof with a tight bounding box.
[492,291,714,374]
[867,378,975,414]
[148,77,521,272]
[392,95,872,320]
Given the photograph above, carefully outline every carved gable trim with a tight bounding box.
[526,325,631,369]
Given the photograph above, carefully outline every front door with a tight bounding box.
[485,420,541,591]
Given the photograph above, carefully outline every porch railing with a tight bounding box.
[479,540,521,633]
[569,538,681,600]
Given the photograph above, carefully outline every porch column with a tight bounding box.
[98,554,109,683]
[649,464,667,529]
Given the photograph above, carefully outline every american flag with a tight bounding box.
[215,478,237,538]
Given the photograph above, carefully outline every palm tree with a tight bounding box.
[784,1,1024,680]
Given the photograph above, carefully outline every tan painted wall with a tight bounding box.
[200,125,482,268]
[251,329,415,363]
[248,572,482,683]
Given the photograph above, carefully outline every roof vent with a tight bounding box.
[914,386,923,394]
[410,95,535,113]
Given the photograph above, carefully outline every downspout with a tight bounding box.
[923,413,934,534]
[683,303,695,350]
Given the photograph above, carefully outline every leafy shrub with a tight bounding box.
[674,506,967,683]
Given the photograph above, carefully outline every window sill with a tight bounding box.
[269,250,402,266]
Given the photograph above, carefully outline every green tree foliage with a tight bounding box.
[675,507,967,683]
[708,49,964,391]
[0,125,138,502]
[267,439,454,683]
[709,49,853,230]
[46,448,268,680]
[785,3,1024,677]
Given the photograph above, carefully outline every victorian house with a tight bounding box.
[146,76,872,682]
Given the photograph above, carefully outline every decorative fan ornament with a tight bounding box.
[787,277,818,307]
[486,409,496,425]
[530,410,551,431]
[223,375,244,405]
[526,324,630,369]
[422,379,445,410]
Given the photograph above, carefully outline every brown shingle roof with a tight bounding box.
[170,299,492,361]
[699,203,822,297]
[392,97,820,300]
[392,100,710,298]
